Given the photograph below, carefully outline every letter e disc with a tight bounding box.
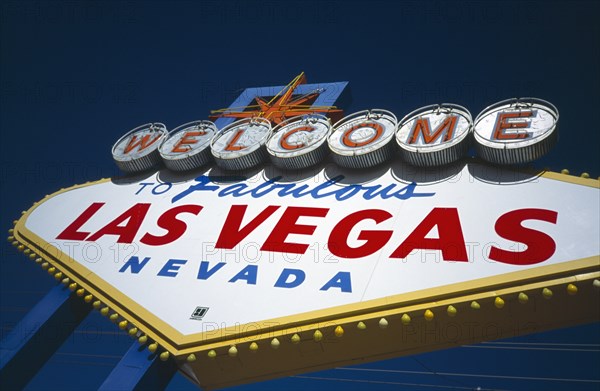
[473,98,558,165]
[159,120,216,171]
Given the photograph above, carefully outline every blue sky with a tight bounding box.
[1,1,599,390]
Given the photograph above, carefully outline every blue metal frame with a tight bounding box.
[0,284,91,389]
[99,343,177,391]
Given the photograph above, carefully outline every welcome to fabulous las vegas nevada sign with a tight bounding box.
[9,73,599,389]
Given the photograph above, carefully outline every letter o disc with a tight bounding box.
[328,109,397,168]
[396,104,472,167]
[267,114,331,169]
[112,123,168,173]
[473,98,559,165]
[210,118,272,170]
[159,120,216,171]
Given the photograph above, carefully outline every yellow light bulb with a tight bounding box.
[271,338,280,349]
[228,346,238,357]
[518,292,529,304]
[424,309,434,321]
[313,330,323,342]
[447,306,457,317]
[401,314,411,325]
[291,334,301,344]
[494,297,505,309]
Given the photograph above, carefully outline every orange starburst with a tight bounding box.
[209,72,344,125]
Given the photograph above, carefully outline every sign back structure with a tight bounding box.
[6,77,600,390]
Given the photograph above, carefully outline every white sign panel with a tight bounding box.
[20,162,599,337]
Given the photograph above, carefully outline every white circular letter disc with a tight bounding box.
[473,98,558,165]
[159,120,216,171]
[267,114,331,169]
[396,104,472,167]
[112,123,168,173]
[328,109,397,168]
[210,118,272,170]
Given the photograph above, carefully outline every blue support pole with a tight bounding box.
[99,342,177,391]
[0,284,91,389]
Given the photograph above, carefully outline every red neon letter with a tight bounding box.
[140,205,203,246]
[261,206,329,254]
[124,134,162,154]
[408,115,458,144]
[56,202,105,240]
[492,111,534,140]
[280,126,314,150]
[87,203,151,243]
[224,129,246,151]
[172,131,205,153]
[329,209,393,258]
[390,207,468,261]
[342,122,384,147]
[215,205,280,249]
[489,208,558,265]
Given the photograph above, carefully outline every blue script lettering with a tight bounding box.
[171,175,434,203]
